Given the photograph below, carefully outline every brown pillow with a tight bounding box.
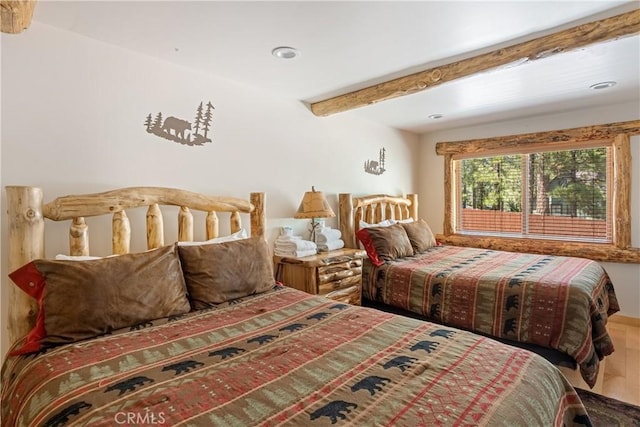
[356,223,414,265]
[9,244,190,351]
[401,219,437,253]
[178,236,275,308]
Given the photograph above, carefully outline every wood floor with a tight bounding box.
[562,315,639,406]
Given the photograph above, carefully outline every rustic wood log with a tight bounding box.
[339,193,356,249]
[250,192,265,239]
[310,10,640,116]
[146,204,164,249]
[613,134,632,249]
[435,120,640,155]
[206,211,219,240]
[178,206,194,242]
[375,203,383,223]
[112,210,131,254]
[407,194,418,221]
[43,186,253,221]
[443,154,455,235]
[1,0,36,34]
[230,211,241,234]
[436,234,640,264]
[69,217,89,256]
[5,186,44,346]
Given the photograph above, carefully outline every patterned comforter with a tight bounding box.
[2,287,590,427]
[362,245,620,388]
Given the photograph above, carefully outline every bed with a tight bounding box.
[338,192,620,389]
[1,186,593,426]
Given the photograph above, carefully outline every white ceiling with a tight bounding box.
[31,0,640,134]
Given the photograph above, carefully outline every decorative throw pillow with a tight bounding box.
[401,219,437,253]
[356,223,414,266]
[178,236,275,308]
[8,244,190,355]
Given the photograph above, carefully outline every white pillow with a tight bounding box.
[359,219,395,229]
[177,228,248,246]
[54,254,104,261]
[396,217,415,224]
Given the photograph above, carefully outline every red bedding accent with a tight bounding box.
[1,287,589,426]
[362,245,620,387]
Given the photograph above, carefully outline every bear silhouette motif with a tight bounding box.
[104,376,153,396]
[351,376,390,396]
[43,401,92,427]
[383,355,418,372]
[162,116,192,139]
[162,360,204,375]
[310,400,357,424]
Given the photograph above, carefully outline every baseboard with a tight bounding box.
[609,313,640,327]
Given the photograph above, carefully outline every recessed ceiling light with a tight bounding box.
[590,81,616,90]
[428,114,444,119]
[272,46,299,59]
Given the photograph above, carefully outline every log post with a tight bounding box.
[206,211,219,240]
[69,217,89,256]
[613,134,631,249]
[112,210,130,254]
[178,206,194,242]
[230,211,241,234]
[338,194,356,249]
[146,203,164,249]
[407,194,418,221]
[250,192,265,239]
[5,186,44,346]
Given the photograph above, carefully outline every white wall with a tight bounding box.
[418,102,640,319]
[0,23,419,359]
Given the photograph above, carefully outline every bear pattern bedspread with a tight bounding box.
[1,287,590,426]
[362,245,620,388]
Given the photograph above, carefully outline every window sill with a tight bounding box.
[436,233,640,264]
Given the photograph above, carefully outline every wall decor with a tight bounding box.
[364,148,386,175]
[144,101,214,146]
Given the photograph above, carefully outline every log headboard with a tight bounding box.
[338,193,418,249]
[5,185,266,347]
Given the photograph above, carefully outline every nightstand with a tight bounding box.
[273,248,367,305]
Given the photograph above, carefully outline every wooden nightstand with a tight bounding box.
[274,248,367,305]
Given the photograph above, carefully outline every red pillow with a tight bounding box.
[356,227,384,266]
[8,262,47,355]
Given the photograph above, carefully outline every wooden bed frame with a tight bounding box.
[338,193,418,249]
[5,185,266,348]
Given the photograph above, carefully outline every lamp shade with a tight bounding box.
[294,187,335,219]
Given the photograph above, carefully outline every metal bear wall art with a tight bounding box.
[144,101,214,146]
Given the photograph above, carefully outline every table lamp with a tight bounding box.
[294,186,335,241]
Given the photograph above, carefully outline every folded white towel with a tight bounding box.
[317,239,345,252]
[276,235,302,242]
[275,239,317,252]
[274,248,317,257]
[315,228,342,243]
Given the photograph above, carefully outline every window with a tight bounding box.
[456,144,612,243]
[434,120,639,263]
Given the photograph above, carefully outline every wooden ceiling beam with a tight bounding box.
[1,0,36,34]
[310,9,640,117]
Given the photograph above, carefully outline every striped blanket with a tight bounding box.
[2,287,589,426]
[362,245,620,387]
